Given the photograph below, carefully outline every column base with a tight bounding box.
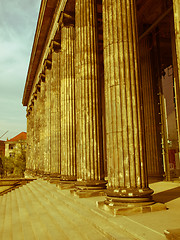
[42,173,51,180]
[49,175,77,188]
[57,181,76,190]
[97,200,166,216]
[70,189,106,198]
[97,187,166,215]
[70,180,107,198]
[25,169,41,178]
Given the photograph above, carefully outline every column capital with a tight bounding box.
[31,98,34,105]
[50,40,61,53]
[43,59,52,70]
[59,11,75,28]
[39,73,45,82]
[36,83,41,92]
[33,92,37,100]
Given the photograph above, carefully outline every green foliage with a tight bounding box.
[0,157,4,178]
[1,143,26,177]
[1,156,14,176]
[13,150,26,176]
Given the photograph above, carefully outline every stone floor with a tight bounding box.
[0,178,180,240]
[0,179,136,240]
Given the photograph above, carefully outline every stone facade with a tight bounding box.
[23,0,180,206]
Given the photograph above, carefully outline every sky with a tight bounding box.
[0,0,41,141]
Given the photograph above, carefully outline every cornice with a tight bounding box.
[22,0,60,106]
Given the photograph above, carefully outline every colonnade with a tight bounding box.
[25,0,180,207]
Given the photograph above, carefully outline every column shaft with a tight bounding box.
[26,114,30,170]
[33,96,39,172]
[38,84,44,173]
[36,90,41,172]
[102,0,152,199]
[50,52,60,175]
[44,69,51,174]
[60,26,76,180]
[40,80,46,174]
[31,106,35,172]
[75,0,104,184]
[139,37,164,178]
[172,0,180,151]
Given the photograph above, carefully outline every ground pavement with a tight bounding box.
[0,178,179,240]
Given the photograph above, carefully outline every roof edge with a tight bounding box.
[22,0,58,106]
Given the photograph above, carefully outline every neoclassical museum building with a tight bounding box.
[23,0,180,209]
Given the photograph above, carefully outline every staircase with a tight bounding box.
[0,179,135,240]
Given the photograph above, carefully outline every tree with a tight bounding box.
[0,157,4,178]
[2,156,14,177]
[1,141,26,178]
[13,149,26,177]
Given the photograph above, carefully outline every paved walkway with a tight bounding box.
[0,179,179,240]
[0,179,135,240]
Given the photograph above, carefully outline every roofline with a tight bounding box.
[22,0,59,106]
[5,140,26,144]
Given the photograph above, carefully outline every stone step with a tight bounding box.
[2,192,12,240]
[21,182,69,240]
[18,184,51,240]
[27,181,107,240]
[11,190,24,240]
[16,187,40,240]
[0,194,8,237]
[34,179,135,240]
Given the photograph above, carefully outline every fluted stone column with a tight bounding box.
[50,52,61,175]
[26,113,30,171]
[40,78,46,174]
[44,64,52,174]
[38,83,45,174]
[30,103,35,172]
[33,94,38,173]
[35,87,41,173]
[102,0,153,204]
[60,24,76,181]
[172,0,180,151]
[30,107,35,171]
[139,37,164,179]
[75,0,105,190]
[27,108,34,172]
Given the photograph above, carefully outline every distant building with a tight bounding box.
[5,132,27,158]
[0,140,5,157]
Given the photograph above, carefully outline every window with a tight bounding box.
[9,144,15,150]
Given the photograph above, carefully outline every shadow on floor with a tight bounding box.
[153,187,180,203]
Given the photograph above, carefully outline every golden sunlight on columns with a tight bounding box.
[102,0,153,203]
[33,92,38,172]
[60,24,76,181]
[139,37,164,179]
[75,0,105,191]
[27,106,34,172]
[35,85,41,172]
[26,112,30,171]
[44,61,52,174]
[40,77,46,174]
[50,51,60,176]
[38,82,44,174]
[30,103,35,172]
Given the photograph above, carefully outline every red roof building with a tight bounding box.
[6,132,27,142]
[5,132,27,158]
